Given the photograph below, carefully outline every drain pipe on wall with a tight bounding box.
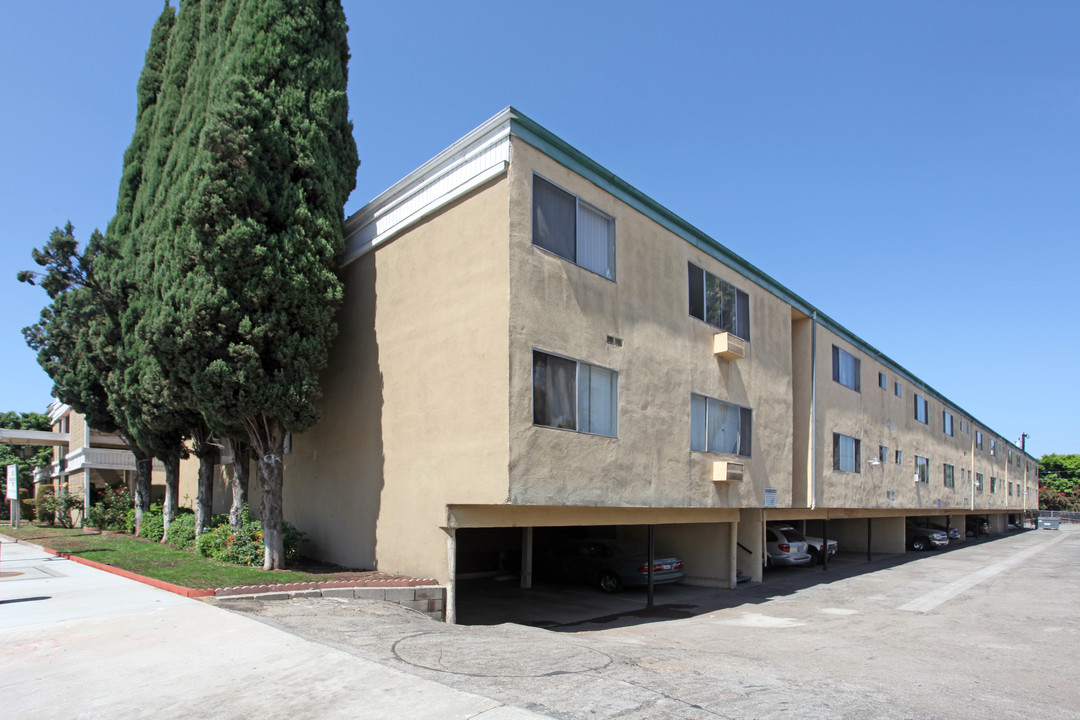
[810,311,818,510]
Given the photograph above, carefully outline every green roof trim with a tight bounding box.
[506,108,1032,460]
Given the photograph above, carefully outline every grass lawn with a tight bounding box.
[1,524,327,589]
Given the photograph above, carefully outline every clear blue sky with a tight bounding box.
[1,2,1076,458]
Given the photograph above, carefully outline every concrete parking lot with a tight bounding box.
[4,526,1078,718]
[228,526,1080,718]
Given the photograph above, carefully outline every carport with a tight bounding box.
[446,505,739,624]
[764,509,913,568]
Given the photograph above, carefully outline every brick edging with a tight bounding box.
[214,577,438,597]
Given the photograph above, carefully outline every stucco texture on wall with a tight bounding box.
[506,139,794,513]
[285,174,512,581]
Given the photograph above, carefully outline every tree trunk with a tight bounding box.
[132,448,153,537]
[195,452,215,537]
[259,448,285,570]
[162,454,180,542]
[229,437,250,531]
[245,415,286,570]
[191,427,218,538]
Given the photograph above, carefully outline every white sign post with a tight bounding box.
[6,464,19,529]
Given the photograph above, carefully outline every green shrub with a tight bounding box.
[38,485,83,528]
[35,486,55,525]
[166,511,197,550]
[86,484,133,531]
[196,507,305,567]
[139,504,164,542]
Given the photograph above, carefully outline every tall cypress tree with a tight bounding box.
[137,0,358,568]
[83,2,188,534]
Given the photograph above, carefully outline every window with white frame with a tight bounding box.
[690,394,752,456]
[687,263,750,341]
[532,350,617,437]
[976,430,984,450]
[532,175,615,280]
[895,449,903,464]
[991,438,996,456]
[991,476,998,493]
[833,433,861,473]
[943,463,955,488]
[915,455,929,483]
[894,381,902,398]
[914,393,928,424]
[878,372,887,390]
[832,346,861,392]
[879,445,888,463]
[976,472,984,492]
[943,411,953,436]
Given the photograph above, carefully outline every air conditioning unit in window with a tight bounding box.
[713,460,744,483]
[713,332,746,360]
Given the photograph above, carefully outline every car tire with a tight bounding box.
[808,547,821,565]
[598,571,623,593]
[911,538,928,551]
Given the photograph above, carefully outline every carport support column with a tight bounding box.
[520,527,533,589]
[867,518,872,561]
[821,519,829,571]
[446,529,457,625]
[647,525,655,609]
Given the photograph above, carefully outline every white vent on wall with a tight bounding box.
[713,461,744,482]
[713,332,746,360]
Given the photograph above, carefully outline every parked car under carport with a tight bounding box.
[534,538,686,593]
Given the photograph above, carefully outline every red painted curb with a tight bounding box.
[37,544,214,598]
[5,535,433,600]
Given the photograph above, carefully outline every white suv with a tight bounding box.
[765,525,813,568]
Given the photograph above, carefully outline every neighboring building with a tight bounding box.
[22,401,241,518]
[281,107,1037,620]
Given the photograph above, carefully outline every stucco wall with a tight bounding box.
[811,326,1037,515]
[505,139,794,513]
[285,175,512,580]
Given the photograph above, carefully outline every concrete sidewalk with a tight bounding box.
[0,539,550,719]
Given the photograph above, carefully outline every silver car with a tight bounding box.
[765,525,814,568]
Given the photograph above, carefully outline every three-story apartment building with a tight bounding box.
[280,108,1036,620]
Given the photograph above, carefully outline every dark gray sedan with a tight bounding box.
[536,539,685,593]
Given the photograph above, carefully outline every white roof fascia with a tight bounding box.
[48,401,70,425]
[342,108,514,265]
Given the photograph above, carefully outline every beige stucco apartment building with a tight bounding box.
[277,108,1037,619]
[11,109,1035,620]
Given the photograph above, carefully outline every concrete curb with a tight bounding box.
[213,584,447,620]
[0,533,445,617]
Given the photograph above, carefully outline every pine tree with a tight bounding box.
[19,223,157,534]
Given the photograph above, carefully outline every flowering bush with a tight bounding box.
[196,507,304,566]
[86,484,134,531]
